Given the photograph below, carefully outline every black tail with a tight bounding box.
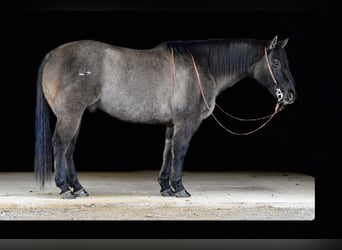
[34,58,53,188]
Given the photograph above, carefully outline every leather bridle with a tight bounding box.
[170,46,285,135]
[264,47,284,103]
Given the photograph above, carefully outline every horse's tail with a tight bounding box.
[34,57,53,188]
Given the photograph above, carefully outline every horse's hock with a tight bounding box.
[0,171,314,220]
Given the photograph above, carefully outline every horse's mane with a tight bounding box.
[165,39,265,78]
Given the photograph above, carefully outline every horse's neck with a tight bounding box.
[205,40,264,94]
[215,70,249,94]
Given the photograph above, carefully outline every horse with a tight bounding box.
[34,35,296,199]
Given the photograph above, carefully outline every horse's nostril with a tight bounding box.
[288,92,293,101]
[287,91,295,102]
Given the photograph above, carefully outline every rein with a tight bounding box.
[170,46,285,135]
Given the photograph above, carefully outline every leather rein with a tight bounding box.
[170,46,285,135]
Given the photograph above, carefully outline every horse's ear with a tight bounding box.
[279,38,289,48]
[268,35,278,50]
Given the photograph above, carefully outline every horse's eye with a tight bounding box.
[273,59,280,66]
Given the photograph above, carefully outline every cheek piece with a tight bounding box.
[264,47,284,103]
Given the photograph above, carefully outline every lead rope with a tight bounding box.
[216,47,286,122]
[187,49,282,135]
[215,47,286,122]
[169,46,283,135]
[215,103,273,121]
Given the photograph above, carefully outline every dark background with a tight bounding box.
[3,0,341,239]
[6,1,338,175]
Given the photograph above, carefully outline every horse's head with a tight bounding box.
[252,35,297,105]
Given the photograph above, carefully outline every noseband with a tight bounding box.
[170,46,285,135]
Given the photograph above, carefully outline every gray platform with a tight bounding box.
[0,171,314,220]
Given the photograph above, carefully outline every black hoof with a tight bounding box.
[61,190,76,199]
[160,188,175,197]
[174,189,191,198]
[73,188,89,198]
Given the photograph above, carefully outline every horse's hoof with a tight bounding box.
[61,190,76,199]
[73,188,89,198]
[160,188,175,197]
[174,189,191,198]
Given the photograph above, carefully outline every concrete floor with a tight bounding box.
[0,171,314,220]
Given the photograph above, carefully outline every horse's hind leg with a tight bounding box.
[65,127,89,197]
[52,111,83,199]
[158,125,174,196]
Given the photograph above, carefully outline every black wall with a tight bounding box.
[5,1,339,177]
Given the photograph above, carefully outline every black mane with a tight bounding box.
[165,39,265,78]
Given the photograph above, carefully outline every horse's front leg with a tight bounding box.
[158,125,174,196]
[170,118,202,198]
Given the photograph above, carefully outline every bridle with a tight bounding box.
[170,46,285,135]
[264,47,284,103]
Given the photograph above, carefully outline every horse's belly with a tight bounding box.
[98,92,172,124]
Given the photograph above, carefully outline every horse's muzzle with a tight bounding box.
[282,90,296,105]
